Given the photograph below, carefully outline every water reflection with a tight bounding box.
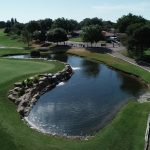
[117,73,146,97]
[27,55,147,136]
[81,60,100,78]
[48,54,68,62]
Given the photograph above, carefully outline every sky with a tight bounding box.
[0,0,150,23]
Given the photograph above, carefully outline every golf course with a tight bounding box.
[0,28,150,150]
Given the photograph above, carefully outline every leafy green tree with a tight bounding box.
[47,28,68,44]
[128,25,150,57]
[33,30,46,42]
[22,29,32,47]
[126,23,144,36]
[103,21,115,31]
[52,18,78,33]
[12,23,25,35]
[117,13,146,33]
[0,21,6,28]
[80,17,103,28]
[26,21,40,33]
[81,25,103,46]
[39,19,53,32]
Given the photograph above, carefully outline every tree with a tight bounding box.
[39,18,53,32]
[80,17,103,28]
[0,21,6,28]
[26,21,40,34]
[126,23,144,36]
[47,28,68,44]
[117,13,147,33]
[33,30,46,42]
[103,21,115,31]
[52,18,79,33]
[128,25,150,57]
[81,25,103,46]
[22,29,32,47]
[12,23,25,35]
[4,20,12,34]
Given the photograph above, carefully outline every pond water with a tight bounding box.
[8,54,147,136]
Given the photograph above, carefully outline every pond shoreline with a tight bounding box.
[8,63,73,118]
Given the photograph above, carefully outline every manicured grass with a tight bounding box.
[0,74,150,150]
[0,29,25,47]
[0,59,65,84]
[0,33,150,150]
[69,37,83,42]
[67,48,150,83]
[0,48,29,56]
[0,49,149,150]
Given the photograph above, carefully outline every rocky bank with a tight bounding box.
[8,64,73,118]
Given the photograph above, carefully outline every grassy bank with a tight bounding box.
[0,48,29,57]
[0,29,25,47]
[67,48,150,83]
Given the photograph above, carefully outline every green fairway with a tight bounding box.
[0,29,25,47]
[0,58,64,84]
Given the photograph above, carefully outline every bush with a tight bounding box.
[33,76,39,84]
[26,78,33,87]
[19,88,25,97]
[21,80,26,87]
[30,50,40,58]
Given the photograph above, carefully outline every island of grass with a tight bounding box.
[0,31,150,150]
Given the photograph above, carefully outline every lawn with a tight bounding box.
[0,29,26,47]
[0,49,149,150]
[0,31,150,150]
[69,37,83,42]
[0,48,29,57]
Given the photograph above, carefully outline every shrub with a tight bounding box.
[26,78,33,87]
[30,50,40,58]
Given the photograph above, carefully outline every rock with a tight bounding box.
[13,87,21,92]
[8,94,16,102]
[24,107,31,116]
[51,75,57,83]
[17,106,25,117]
[48,73,53,77]
[14,82,22,87]
[15,98,22,105]
[39,77,47,82]
[21,100,29,107]
[8,65,73,118]
[33,93,40,99]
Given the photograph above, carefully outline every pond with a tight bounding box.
[8,54,147,137]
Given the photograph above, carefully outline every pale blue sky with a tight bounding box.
[0,0,150,23]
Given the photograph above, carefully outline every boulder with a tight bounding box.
[14,82,22,87]
[17,106,25,117]
[8,94,16,102]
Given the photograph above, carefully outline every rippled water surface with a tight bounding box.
[23,54,146,136]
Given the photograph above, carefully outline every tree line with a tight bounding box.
[0,14,150,60]
[0,17,115,47]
